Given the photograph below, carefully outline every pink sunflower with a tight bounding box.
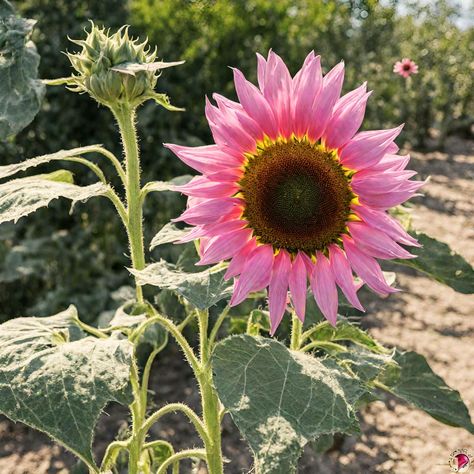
[393,58,419,78]
[167,51,423,334]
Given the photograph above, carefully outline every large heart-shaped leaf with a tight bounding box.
[0,1,45,138]
[393,232,474,294]
[0,173,110,224]
[131,260,233,310]
[0,306,134,469]
[212,335,366,473]
[379,350,474,433]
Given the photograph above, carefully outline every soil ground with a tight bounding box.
[0,137,473,473]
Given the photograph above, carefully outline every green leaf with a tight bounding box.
[309,320,388,354]
[336,347,396,382]
[0,306,133,469]
[213,335,366,473]
[0,175,110,224]
[379,350,474,434]
[149,222,192,250]
[0,3,45,138]
[0,145,103,180]
[111,59,185,76]
[393,232,474,294]
[144,175,192,195]
[310,434,334,454]
[131,260,233,310]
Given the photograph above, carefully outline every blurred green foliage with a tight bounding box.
[0,0,472,322]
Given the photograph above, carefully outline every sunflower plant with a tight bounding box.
[0,17,473,474]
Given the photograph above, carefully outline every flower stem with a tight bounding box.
[196,310,224,474]
[290,311,303,350]
[112,104,146,305]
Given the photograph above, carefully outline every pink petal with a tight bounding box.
[352,205,420,247]
[224,238,257,280]
[352,170,418,195]
[164,143,242,174]
[173,198,242,225]
[198,228,252,265]
[256,53,267,92]
[348,221,415,260]
[232,68,278,139]
[340,125,404,170]
[268,250,291,335]
[205,97,256,154]
[324,85,372,150]
[329,245,364,312]
[342,235,398,295]
[311,252,338,326]
[307,61,345,142]
[230,244,274,306]
[370,153,411,172]
[288,252,308,322]
[263,51,293,137]
[173,176,238,198]
[358,180,425,209]
[292,55,322,137]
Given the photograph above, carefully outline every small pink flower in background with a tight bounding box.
[168,51,423,334]
[393,58,419,78]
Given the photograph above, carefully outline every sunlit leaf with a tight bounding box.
[0,2,45,138]
[213,335,366,473]
[131,260,233,310]
[0,174,110,224]
[393,232,474,294]
[379,350,474,433]
[0,145,104,180]
[0,306,133,469]
[149,222,192,250]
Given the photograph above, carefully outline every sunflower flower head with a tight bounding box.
[168,51,424,334]
[393,58,419,78]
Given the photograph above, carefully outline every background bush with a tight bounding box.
[1,0,472,323]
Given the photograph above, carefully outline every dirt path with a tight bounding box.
[0,138,473,473]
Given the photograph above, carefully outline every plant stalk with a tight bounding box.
[112,104,146,305]
[197,310,224,474]
[290,311,303,350]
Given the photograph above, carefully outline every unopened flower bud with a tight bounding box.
[46,22,184,110]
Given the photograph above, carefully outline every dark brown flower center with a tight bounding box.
[403,64,411,71]
[239,140,353,254]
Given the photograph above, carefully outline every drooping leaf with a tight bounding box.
[0,145,104,180]
[393,232,474,294]
[379,350,474,433]
[131,260,233,310]
[0,2,45,138]
[149,222,192,250]
[144,174,192,194]
[0,306,134,469]
[213,335,366,473]
[308,320,388,354]
[0,174,110,224]
[336,347,396,383]
[111,59,185,76]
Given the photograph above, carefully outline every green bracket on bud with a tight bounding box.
[44,22,184,110]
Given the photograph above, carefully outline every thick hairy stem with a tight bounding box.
[128,363,147,474]
[290,311,303,350]
[112,104,146,305]
[196,310,224,474]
